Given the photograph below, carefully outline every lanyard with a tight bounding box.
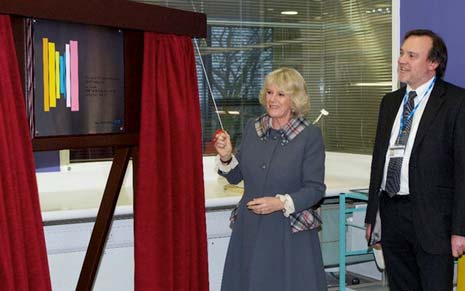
[399,77,436,132]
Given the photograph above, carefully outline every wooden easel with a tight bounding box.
[1,1,206,289]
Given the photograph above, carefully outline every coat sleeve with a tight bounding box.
[365,95,388,225]
[452,96,465,235]
[288,125,326,213]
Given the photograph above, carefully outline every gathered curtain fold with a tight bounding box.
[135,32,209,291]
[0,14,51,291]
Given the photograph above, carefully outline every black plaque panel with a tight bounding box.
[32,19,124,136]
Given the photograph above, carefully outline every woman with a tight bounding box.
[214,67,327,291]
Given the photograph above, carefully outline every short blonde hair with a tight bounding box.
[259,67,310,117]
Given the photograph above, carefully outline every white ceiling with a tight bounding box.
[134,0,391,24]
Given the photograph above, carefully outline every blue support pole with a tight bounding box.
[339,192,346,291]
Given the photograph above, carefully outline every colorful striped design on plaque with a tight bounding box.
[42,38,79,112]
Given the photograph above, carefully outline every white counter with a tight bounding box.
[38,152,372,222]
[203,152,371,208]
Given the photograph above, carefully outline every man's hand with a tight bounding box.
[452,235,465,257]
[365,223,372,242]
[365,223,381,249]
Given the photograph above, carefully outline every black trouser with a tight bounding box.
[380,192,453,291]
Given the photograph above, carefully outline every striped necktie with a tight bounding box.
[385,90,417,196]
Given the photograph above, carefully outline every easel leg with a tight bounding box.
[76,146,131,291]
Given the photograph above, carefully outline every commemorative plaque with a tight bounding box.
[32,19,124,136]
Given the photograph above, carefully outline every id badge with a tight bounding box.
[389,145,405,158]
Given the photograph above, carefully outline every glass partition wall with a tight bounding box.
[137,0,392,154]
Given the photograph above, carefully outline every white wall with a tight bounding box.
[45,210,234,291]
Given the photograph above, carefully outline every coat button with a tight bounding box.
[272,136,278,140]
[261,164,266,169]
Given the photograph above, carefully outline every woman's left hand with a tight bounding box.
[246,197,284,215]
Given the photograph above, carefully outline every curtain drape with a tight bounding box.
[0,15,51,291]
[135,32,209,291]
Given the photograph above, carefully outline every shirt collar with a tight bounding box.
[406,76,435,101]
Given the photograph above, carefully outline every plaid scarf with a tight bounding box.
[254,113,310,145]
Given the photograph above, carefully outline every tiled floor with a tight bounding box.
[328,274,457,291]
[328,282,389,290]
[344,282,390,291]
[326,272,389,291]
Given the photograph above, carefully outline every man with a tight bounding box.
[365,29,465,290]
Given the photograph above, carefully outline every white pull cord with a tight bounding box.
[190,0,225,131]
[193,38,224,131]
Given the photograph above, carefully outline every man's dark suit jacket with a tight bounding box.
[365,78,465,254]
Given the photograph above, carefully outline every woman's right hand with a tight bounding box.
[214,130,233,161]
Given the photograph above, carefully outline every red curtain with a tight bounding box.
[135,32,209,290]
[0,15,51,291]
